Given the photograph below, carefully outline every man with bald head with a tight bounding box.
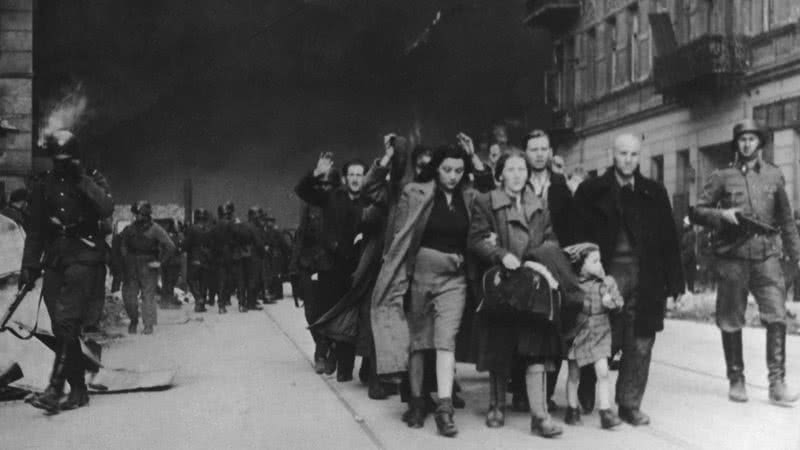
[572,133,684,425]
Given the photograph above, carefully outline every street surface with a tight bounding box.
[1,297,799,450]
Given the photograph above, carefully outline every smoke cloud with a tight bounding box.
[38,85,89,146]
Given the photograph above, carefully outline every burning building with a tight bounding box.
[0,0,32,203]
[530,0,800,222]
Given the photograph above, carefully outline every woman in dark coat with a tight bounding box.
[468,150,566,438]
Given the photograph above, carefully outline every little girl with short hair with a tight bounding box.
[563,242,624,429]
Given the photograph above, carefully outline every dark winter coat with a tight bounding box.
[572,167,684,336]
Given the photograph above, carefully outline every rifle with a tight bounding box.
[0,281,37,340]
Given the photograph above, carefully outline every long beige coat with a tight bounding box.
[370,181,477,374]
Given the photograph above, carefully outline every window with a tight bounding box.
[743,0,800,35]
[651,155,664,184]
[629,7,639,82]
[607,19,617,90]
[564,37,576,107]
[587,27,598,99]
[676,150,692,193]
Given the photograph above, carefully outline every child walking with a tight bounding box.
[563,243,623,429]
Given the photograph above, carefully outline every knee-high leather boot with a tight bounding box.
[766,323,799,405]
[29,340,69,414]
[722,331,747,402]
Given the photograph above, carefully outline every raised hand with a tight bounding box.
[313,152,334,177]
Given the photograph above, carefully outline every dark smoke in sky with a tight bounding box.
[36,0,550,225]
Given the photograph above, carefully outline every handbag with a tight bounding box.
[478,265,560,323]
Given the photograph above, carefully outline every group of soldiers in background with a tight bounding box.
[110,200,292,333]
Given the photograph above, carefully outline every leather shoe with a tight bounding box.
[434,398,458,437]
[618,407,650,426]
[248,304,263,311]
[404,396,427,428]
[313,357,326,374]
[337,372,353,383]
[599,409,622,429]
[485,406,505,428]
[564,407,582,425]
[368,379,388,400]
[531,416,563,438]
[194,303,207,313]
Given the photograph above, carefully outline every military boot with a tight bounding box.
[30,342,68,415]
[766,323,799,406]
[722,331,748,402]
[61,348,90,411]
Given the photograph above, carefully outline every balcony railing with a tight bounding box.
[653,34,751,101]
[524,0,580,33]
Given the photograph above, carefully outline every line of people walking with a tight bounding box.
[113,200,291,335]
[290,121,800,439]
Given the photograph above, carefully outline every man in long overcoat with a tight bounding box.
[572,133,684,426]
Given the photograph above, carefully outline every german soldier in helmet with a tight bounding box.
[185,208,214,312]
[692,119,800,405]
[119,200,176,335]
[20,130,114,414]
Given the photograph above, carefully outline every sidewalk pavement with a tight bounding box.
[266,299,800,450]
[1,298,798,450]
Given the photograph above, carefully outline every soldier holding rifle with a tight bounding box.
[692,119,800,406]
[19,131,114,414]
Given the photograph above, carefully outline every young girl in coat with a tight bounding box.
[563,242,624,429]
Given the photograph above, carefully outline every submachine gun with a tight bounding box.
[711,212,779,254]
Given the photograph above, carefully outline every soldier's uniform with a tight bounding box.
[244,207,268,307]
[21,131,114,414]
[210,202,246,313]
[159,220,184,308]
[693,119,800,405]
[263,217,290,300]
[119,202,176,334]
[185,208,213,312]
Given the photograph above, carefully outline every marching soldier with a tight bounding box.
[185,208,213,312]
[119,201,176,335]
[19,130,114,414]
[692,119,800,406]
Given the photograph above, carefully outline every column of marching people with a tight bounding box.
[288,122,800,439]
[15,120,799,422]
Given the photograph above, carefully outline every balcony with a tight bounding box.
[524,0,580,33]
[653,34,751,102]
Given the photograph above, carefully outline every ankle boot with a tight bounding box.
[564,407,582,425]
[599,409,622,429]
[528,369,563,438]
[531,416,563,438]
[434,398,458,437]
[766,323,799,406]
[722,331,748,402]
[368,376,388,400]
[405,396,427,428]
[486,373,506,428]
